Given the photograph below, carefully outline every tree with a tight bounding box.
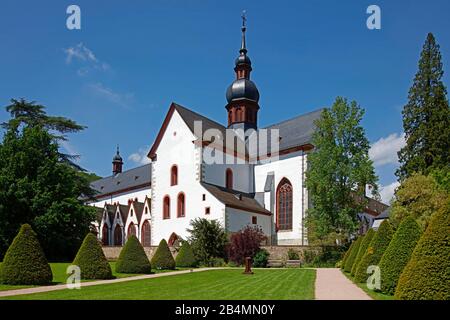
[354,220,393,283]
[0,100,95,260]
[151,239,176,270]
[351,228,375,276]
[115,235,152,274]
[395,204,449,300]
[390,173,448,230]
[306,97,379,240]
[72,233,113,280]
[175,241,197,268]
[228,226,267,265]
[187,218,228,266]
[0,224,52,285]
[379,217,422,295]
[343,236,362,273]
[341,241,354,269]
[397,33,450,180]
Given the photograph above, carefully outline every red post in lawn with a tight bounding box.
[243,257,254,275]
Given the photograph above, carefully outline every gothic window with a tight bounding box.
[170,165,178,186]
[127,222,136,239]
[114,224,122,246]
[226,168,233,189]
[277,178,293,231]
[141,220,151,246]
[102,224,109,246]
[177,193,185,217]
[163,196,170,219]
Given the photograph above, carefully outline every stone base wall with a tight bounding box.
[103,246,178,261]
[261,246,322,261]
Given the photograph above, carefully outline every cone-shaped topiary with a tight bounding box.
[343,236,362,273]
[175,241,197,268]
[379,217,422,295]
[395,205,450,300]
[351,228,375,276]
[115,235,152,274]
[151,239,175,270]
[341,241,355,269]
[0,224,52,285]
[72,232,113,279]
[355,220,394,283]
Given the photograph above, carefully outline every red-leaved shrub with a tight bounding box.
[228,226,267,265]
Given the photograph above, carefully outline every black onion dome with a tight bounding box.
[235,54,251,66]
[113,153,122,162]
[226,78,260,103]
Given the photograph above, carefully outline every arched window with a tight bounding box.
[114,224,123,246]
[127,222,136,239]
[163,196,170,219]
[177,193,185,217]
[276,178,293,231]
[170,165,178,186]
[141,220,151,246]
[226,168,233,189]
[168,232,179,246]
[102,224,109,246]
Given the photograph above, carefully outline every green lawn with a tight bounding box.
[341,270,394,300]
[0,262,186,292]
[1,268,316,300]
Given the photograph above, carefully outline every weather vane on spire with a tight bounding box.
[241,10,247,29]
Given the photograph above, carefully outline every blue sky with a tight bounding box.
[1,0,449,203]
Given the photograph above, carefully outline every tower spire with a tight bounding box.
[240,10,247,54]
[112,144,123,175]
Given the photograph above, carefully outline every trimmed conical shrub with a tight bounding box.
[379,217,422,295]
[341,241,355,269]
[0,224,52,285]
[343,236,362,273]
[395,205,450,300]
[115,235,152,274]
[151,239,175,270]
[72,233,113,279]
[351,228,375,276]
[175,241,197,268]
[355,220,394,283]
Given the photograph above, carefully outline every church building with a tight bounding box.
[88,17,387,247]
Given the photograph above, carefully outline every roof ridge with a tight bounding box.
[173,102,226,129]
[263,107,326,129]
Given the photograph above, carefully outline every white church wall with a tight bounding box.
[225,207,271,238]
[255,152,308,245]
[202,147,254,193]
[89,187,151,208]
[151,110,226,244]
[124,204,140,241]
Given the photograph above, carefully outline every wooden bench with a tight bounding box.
[267,259,284,268]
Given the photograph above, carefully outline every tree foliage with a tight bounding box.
[379,217,422,295]
[116,235,152,274]
[0,99,95,260]
[228,226,267,265]
[0,224,52,285]
[395,204,450,300]
[187,218,228,266]
[390,173,448,230]
[397,33,450,180]
[72,233,113,280]
[151,239,176,270]
[306,97,379,240]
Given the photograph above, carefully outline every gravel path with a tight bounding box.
[315,268,372,300]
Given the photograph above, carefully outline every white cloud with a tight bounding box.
[369,133,406,167]
[64,43,110,75]
[88,82,134,109]
[128,146,151,165]
[379,181,400,204]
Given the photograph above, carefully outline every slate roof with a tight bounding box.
[105,204,116,225]
[201,182,271,215]
[94,207,104,224]
[90,164,151,199]
[174,103,227,136]
[117,204,130,224]
[132,201,145,223]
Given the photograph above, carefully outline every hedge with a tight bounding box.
[115,235,152,274]
[351,228,375,276]
[175,241,197,268]
[151,239,175,270]
[354,220,393,283]
[343,236,362,273]
[0,224,52,285]
[379,217,422,295]
[341,241,355,269]
[72,232,113,279]
[395,205,450,300]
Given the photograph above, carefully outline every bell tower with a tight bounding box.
[225,12,260,131]
[112,145,123,175]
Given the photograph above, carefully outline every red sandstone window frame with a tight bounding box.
[276,178,293,231]
[141,220,151,247]
[163,195,170,219]
[226,168,233,189]
[177,192,186,218]
[170,165,178,186]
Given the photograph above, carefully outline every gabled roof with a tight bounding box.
[105,204,116,225]
[90,164,151,199]
[148,102,227,160]
[201,182,271,215]
[94,207,104,224]
[117,204,130,224]
[131,201,145,223]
